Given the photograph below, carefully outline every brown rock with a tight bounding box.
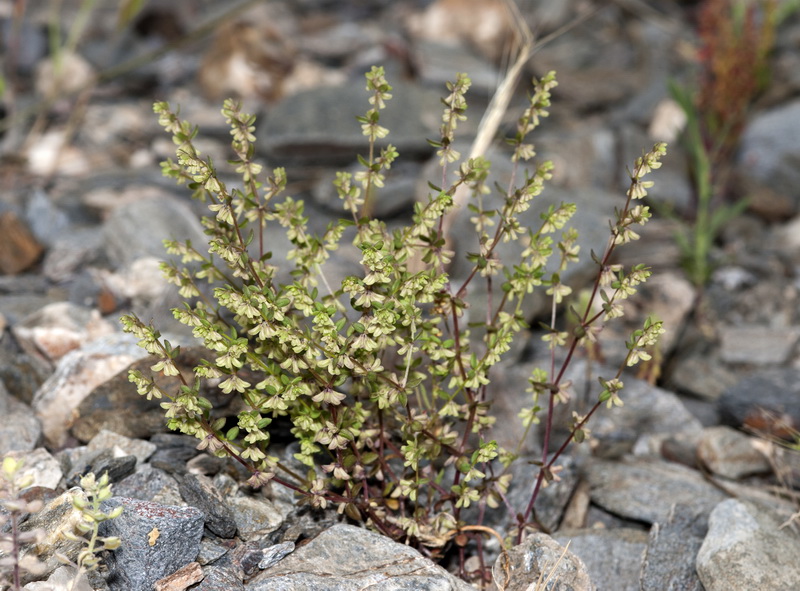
[154,562,204,591]
[0,211,44,274]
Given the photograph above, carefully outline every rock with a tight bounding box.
[42,228,105,284]
[24,188,70,248]
[586,458,729,525]
[696,426,771,479]
[154,561,204,591]
[13,301,115,363]
[192,566,244,591]
[99,497,205,591]
[0,380,42,454]
[102,195,207,269]
[552,528,648,591]
[65,448,136,487]
[504,455,579,533]
[249,524,474,590]
[2,447,62,489]
[85,429,157,465]
[226,496,285,542]
[718,368,800,437]
[260,80,439,165]
[31,333,149,449]
[696,499,800,590]
[113,464,182,507]
[640,504,705,591]
[17,488,89,584]
[22,565,94,591]
[0,210,44,275]
[176,473,238,539]
[491,532,594,591]
[70,347,227,444]
[737,99,800,218]
[718,324,800,365]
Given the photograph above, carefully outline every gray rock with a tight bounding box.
[0,380,42,454]
[65,448,136,488]
[737,99,800,217]
[24,188,70,247]
[85,429,157,466]
[718,324,800,365]
[260,81,439,165]
[176,473,238,539]
[113,465,182,507]
[718,368,800,434]
[192,566,244,591]
[552,528,648,591]
[696,426,771,480]
[17,488,88,584]
[696,499,800,591]
[102,195,207,269]
[586,458,729,525]
[248,524,473,590]
[492,532,594,591]
[99,497,205,591]
[640,504,705,591]
[227,496,285,542]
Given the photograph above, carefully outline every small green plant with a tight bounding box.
[121,66,665,582]
[670,0,779,286]
[0,457,47,591]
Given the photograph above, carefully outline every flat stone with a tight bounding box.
[586,458,729,525]
[640,504,705,591]
[696,426,771,480]
[696,499,800,590]
[492,532,594,591]
[154,561,203,591]
[192,566,243,591]
[99,497,205,591]
[249,524,474,590]
[113,465,183,507]
[718,325,800,365]
[552,528,648,591]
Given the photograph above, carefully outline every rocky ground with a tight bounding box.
[1,0,800,589]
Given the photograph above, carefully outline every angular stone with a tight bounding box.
[113,465,182,507]
[154,561,203,591]
[696,426,771,480]
[176,473,238,539]
[99,497,205,591]
[552,528,648,591]
[192,566,243,591]
[227,496,284,542]
[586,458,729,525]
[696,499,800,590]
[492,532,594,591]
[249,524,473,590]
[640,504,705,591]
